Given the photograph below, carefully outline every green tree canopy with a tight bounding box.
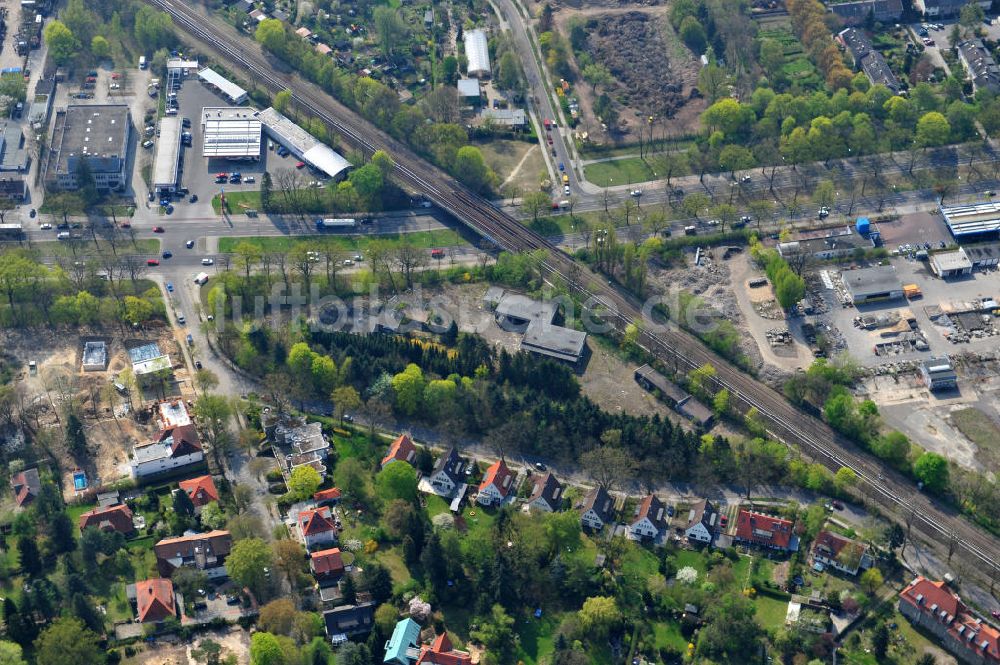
[43,21,81,65]
[376,461,418,504]
[227,538,274,599]
[90,35,110,59]
[255,19,286,52]
[913,452,949,493]
[288,465,322,501]
[33,618,104,665]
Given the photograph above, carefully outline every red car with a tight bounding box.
[146,259,160,266]
[430,248,445,259]
[152,226,164,233]
[216,172,228,178]
[720,515,728,528]
[111,72,121,79]
[295,161,306,169]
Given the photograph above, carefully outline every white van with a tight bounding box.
[139,55,147,69]
[56,231,70,239]
[193,272,209,285]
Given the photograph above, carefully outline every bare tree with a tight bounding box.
[289,244,317,296]
[274,251,290,291]
[260,253,275,290]
[119,254,148,288]
[319,246,345,290]
[421,86,460,123]
[394,242,428,289]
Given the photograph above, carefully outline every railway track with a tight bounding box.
[152,0,1000,584]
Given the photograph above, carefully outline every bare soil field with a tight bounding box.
[124,627,250,664]
[477,139,546,195]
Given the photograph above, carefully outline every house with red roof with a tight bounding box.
[10,468,40,507]
[298,506,338,549]
[628,494,668,541]
[177,475,218,512]
[127,578,177,623]
[733,509,797,552]
[314,487,342,507]
[310,547,345,586]
[130,424,204,479]
[476,459,514,506]
[416,632,473,665]
[78,503,135,536]
[811,530,869,576]
[899,576,1000,664]
[381,434,417,469]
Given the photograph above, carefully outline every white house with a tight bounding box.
[812,530,868,576]
[684,498,716,544]
[298,506,338,549]
[579,485,614,531]
[629,494,668,541]
[526,472,563,513]
[477,459,514,506]
[426,447,465,496]
[130,425,204,479]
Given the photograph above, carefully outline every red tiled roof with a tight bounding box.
[734,509,793,549]
[313,487,342,502]
[178,475,218,507]
[416,632,472,665]
[156,424,202,456]
[634,494,666,527]
[381,434,416,467]
[479,459,513,497]
[10,468,40,507]
[79,504,134,534]
[298,506,336,536]
[812,530,865,567]
[310,548,344,575]
[900,577,1000,662]
[134,578,176,623]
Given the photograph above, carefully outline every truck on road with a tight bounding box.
[315,218,357,230]
[193,272,209,285]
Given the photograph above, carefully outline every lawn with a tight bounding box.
[425,494,451,519]
[653,621,688,651]
[33,238,159,258]
[514,613,559,665]
[217,229,468,254]
[211,191,262,215]
[584,157,658,187]
[373,546,412,592]
[673,549,707,576]
[331,428,381,464]
[754,592,790,630]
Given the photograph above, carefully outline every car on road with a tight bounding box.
[164,204,174,214]
[189,194,198,203]
[162,251,173,259]
[186,240,195,248]
[720,515,728,527]
[546,136,553,145]
[534,462,547,471]
[216,172,227,178]
[28,208,35,218]
[152,226,165,233]
[630,189,642,197]
[176,313,186,325]
[417,201,432,208]
[159,198,172,207]
[121,222,131,228]
[148,192,156,202]
[166,282,173,292]
[146,259,160,266]
[558,162,564,171]
[343,259,354,266]
[186,334,194,345]
[195,360,203,369]
[563,184,570,195]
[342,414,354,423]
[296,161,306,169]
[818,206,830,218]
[832,500,844,510]
[182,117,191,127]
[40,223,51,229]
[201,258,214,265]
[57,223,70,230]
[243,176,255,183]
[353,253,363,261]
[430,248,445,259]
[142,140,154,149]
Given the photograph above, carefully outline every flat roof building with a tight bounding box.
[254,107,352,180]
[929,247,973,278]
[44,105,131,192]
[201,107,262,160]
[920,357,957,391]
[166,58,199,74]
[457,78,481,99]
[842,265,904,304]
[0,123,28,172]
[941,201,1000,238]
[480,108,527,128]
[128,342,171,376]
[197,68,248,105]
[82,341,107,371]
[464,29,491,78]
[153,116,182,193]
[521,320,587,364]
[829,0,903,25]
[495,293,556,332]
[778,226,875,261]
[960,242,1000,269]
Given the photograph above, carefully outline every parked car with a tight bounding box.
[195,360,203,369]
[201,258,214,265]
[243,176,255,183]
[162,251,173,259]
[152,226,165,233]
[166,282,173,292]
[146,259,160,266]
[39,223,51,229]
[186,240,195,248]
[296,161,306,169]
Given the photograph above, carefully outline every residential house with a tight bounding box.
[313,487,342,507]
[579,485,615,531]
[10,468,40,507]
[298,506,338,549]
[130,425,204,479]
[629,494,668,541]
[154,530,232,578]
[836,28,901,94]
[381,434,417,469]
[177,475,219,512]
[684,499,717,544]
[310,547,346,586]
[734,509,797,552]
[957,39,1000,95]
[913,0,989,18]
[828,0,903,26]
[78,504,135,536]
[477,459,514,506]
[266,415,331,480]
[526,472,564,513]
[425,448,466,496]
[812,530,868,576]
[417,632,473,665]
[323,601,376,640]
[384,618,422,665]
[898,576,1000,665]
[127,578,177,624]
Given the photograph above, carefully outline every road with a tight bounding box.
[143,0,1000,589]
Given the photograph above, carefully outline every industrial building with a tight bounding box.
[521,320,587,364]
[929,247,974,278]
[253,107,352,181]
[152,116,182,194]
[201,107,262,160]
[0,223,23,240]
[920,357,958,391]
[634,365,714,429]
[941,201,1000,238]
[44,105,131,192]
[464,29,491,78]
[837,28,901,94]
[197,68,248,105]
[0,179,26,201]
[778,226,874,261]
[961,242,1000,269]
[457,78,481,104]
[842,265,904,304]
[166,58,199,75]
[480,108,527,129]
[957,40,1000,95]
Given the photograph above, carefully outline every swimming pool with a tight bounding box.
[73,470,87,491]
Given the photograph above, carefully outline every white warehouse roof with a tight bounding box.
[464,29,491,77]
[198,68,248,104]
[153,116,181,190]
[254,107,352,180]
[201,107,261,159]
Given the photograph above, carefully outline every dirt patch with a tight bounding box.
[125,627,250,664]
[950,406,1000,473]
[477,139,546,195]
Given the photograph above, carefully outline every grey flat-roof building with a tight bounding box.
[521,320,587,364]
[495,293,556,332]
[153,116,181,193]
[920,357,957,391]
[201,107,262,160]
[0,123,28,172]
[828,0,903,25]
[44,105,131,192]
[961,242,1000,268]
[480,108,527,128]
[465,29,491,78]
[634,365,713,429]
[457,78,481,99]
[842,266,904,304]
[929,248,973,278]
[254,107,351,180]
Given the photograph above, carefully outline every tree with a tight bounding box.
[452,146,494,193]
[960,1,985,36]
[913,452,949,493]
[195,368,220,393]
[835,466,857,491]
[871,621,890,659]
[336,643,373,665]
[33,618,104,665]
[860,567,883,594]
[391,364,425,415]
[17,537,41,577]
[362,562,393,605]
[121,295,153,327]
[332,385,361,425]
[718,145,755,179]
[915,111,951,147]
[340,574,357,605]
[578,596,621,640]
[193,394,234,466]
[227,538,274,599]
[273,89,293,115]
[581,63,612,91]
[376,462,418,504]
[774,270,806,309]
[64,412,87,456]
[873,430,911,467]
[43,21,80,65]
[471,605,518,663]
[90,36,110,59]
[174,486,196,518]
[581,445,636,491]
[0,642,24,665]
[679,16,707,53]
[696,594,762,660]
[759,38,784,76]
[255,19,286,53]
[373,7,407,55]
[288,465,322,501]
[259,599,298,636]
[250,632,286,665]
[522,191,551,223]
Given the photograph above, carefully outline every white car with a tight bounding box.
[40,223,52,229]
[201,258,214,266]
[353,253,363,261]
[630,189,642,197]
[343,259,354,266]
[563,185,570,195]
[243,176,255,184]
